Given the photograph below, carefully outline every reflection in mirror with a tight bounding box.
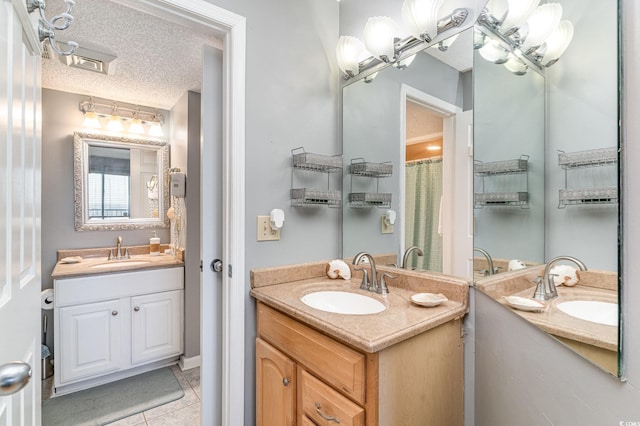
[473,0,620,377]
[74,132,169,231]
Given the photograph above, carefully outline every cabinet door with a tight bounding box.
[256,338,296,426]
[131,290,184,365]
[59,299,122,383]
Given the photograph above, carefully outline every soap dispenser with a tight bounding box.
[149,231,160,256]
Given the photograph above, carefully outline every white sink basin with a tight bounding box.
[301,291,386,315]
[91,260,151,269]
[556,301,618,326]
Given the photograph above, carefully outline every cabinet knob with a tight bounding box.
[282,378,290,387]
[111,310,118,316]
[134,306,140,312]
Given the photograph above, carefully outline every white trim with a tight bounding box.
[400,84,462,274]
[109,1,246,424]
[406,132,444,145]
[10,0,43,56]
[179,355,201,371]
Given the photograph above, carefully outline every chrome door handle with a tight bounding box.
[315,402,340,423]
[0,362,32,396]
[211,259,223,273]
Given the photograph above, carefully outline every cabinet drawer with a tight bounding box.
[299,368,365,426]
[257,303,365,404]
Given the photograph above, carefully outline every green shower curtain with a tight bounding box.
[405,160,443,272]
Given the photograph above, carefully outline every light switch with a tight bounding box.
[257,216,280,241]
[381,216,394,234]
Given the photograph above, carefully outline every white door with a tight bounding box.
[452,110,474,278]
[200,44,224,424]
[0,1,42,424]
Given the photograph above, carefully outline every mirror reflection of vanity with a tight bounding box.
[74,132,170,231]
[340,0,621,377]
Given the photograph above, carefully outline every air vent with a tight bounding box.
[57,44,117,75]
[42,44,52,60]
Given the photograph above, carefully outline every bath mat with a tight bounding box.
[42,367,184,426]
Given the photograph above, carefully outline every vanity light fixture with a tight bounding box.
[336,5,470,81]
[79,97,164,137]
[476,0,573,74]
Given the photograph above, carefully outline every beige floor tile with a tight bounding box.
[106,412,146,426]
[142,386,198,420]
[145,402,200,426]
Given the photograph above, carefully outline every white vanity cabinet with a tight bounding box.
[53,267,184,395]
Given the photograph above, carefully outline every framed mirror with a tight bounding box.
[73,132,170,231]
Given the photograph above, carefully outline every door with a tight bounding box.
[58,300,122,383]
[131,290,183,365]
[255,338,295,426]
[0,1,42,423]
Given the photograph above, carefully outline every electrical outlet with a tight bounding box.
[257,215,280,241]
[381,216,394,234]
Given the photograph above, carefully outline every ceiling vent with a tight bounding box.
[57,43,118,75]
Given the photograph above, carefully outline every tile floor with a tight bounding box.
[42,366,201,426]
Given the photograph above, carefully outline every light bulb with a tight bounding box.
[504,54,528,75]
[479,39,509,64]
[363,16,398,62]
[402,0,444,42]
[542,20,573,66]
[521,3,562,50]
[485,0,509,23]
[149,121,164,137]
[82,111,101,128]
[336,36,364,77]
[106,114,124,132]
[501,0,540,32]
[129,117,144,134]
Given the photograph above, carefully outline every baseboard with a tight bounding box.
[178,355,201,371]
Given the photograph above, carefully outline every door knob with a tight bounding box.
[0,362,32,396]
[211,259,223,272]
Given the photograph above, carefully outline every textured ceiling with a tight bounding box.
[42,0,223,109]
[406,101,443,144]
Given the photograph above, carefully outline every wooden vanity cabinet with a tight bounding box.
[256,302,464,426]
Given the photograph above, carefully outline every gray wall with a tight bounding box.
[200,1,341,423]
[170,91,202,359]
[41,89,171,353]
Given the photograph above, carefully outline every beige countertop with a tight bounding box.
[250,261,469,353]
[476,266,618,351]
[51,247,184,279]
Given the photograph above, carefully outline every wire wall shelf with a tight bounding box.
[349,159,393,178]
[474,155,529,176]
[558,187,617,207]
[348,192,392,209]
[558,148,617,169]
[475,192,529,208]
[291,147,342,207]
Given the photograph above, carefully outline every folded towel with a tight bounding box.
[550,265,579,287]
[326,259,351,280]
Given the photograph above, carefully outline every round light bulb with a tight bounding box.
[479,39,509,64]
[363,16,398,62]
[336,36,364,76]
[504,54,528,75]
[401,0,444,42]
[521,3,562,50]
[501,0,540,32]
[543,20,573,66]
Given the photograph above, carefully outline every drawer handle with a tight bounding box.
[134,306,140,312]
[315,402,340,423]
[282,378,290,387]
[112,310,118,316]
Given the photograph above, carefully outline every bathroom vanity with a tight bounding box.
[51,249,184,396]
[251,261,469,425]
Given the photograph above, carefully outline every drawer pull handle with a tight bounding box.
[134,306,140,312]
[282,378,290,386]
[111,310,118,316]
[315,402,340,423]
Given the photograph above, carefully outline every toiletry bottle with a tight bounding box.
[150,231,160,256]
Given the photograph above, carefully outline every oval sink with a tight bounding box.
[556,301,618,326]
[301,291,386,315]
[91,260,151,269]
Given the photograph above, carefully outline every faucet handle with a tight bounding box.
[107,248,114,261]
[354,267,370,291]
[124,248,130,259]
[378,272,396,295]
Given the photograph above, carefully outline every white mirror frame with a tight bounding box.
[73,131,170,231]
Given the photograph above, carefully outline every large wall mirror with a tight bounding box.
[74,132,170,231]
[340,0,621,377]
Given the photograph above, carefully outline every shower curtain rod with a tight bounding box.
[406,156,443,165]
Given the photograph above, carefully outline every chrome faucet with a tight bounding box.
[402,246,423,269]
[533,256,588,301]
[114,236,129,260]
[474,247,495,276]
[352,252,395,295]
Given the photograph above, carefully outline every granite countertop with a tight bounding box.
[476,266,618,351]
[250,261,469,354]
[51,245,184,279]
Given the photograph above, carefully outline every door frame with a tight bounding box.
[110,1,246,424]
[400,84,462,275]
